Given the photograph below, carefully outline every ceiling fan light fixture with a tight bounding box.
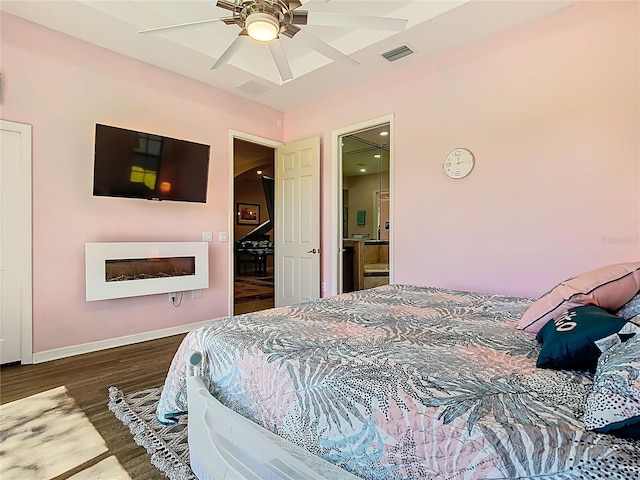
[246,12,280,42]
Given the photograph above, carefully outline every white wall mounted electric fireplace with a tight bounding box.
[85,242,209,301]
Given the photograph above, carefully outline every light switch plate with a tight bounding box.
[202,232,213,242]
[218,232,228,242]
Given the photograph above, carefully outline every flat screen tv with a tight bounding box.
[93,123,211,203]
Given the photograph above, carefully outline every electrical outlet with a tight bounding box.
[321,282,326,292]
[169,292,176,303]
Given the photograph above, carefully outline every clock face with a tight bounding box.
[443,148,474,179]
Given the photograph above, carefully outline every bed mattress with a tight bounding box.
[157,284,640,479]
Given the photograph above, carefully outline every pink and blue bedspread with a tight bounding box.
[157,284,640,479]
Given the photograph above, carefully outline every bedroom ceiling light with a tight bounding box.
[246,12,280,42]
[379,131,389,136]
[374,154,381,158]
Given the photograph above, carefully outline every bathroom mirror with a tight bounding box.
[340,123,390,292]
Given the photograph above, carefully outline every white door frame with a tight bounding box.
[0,120,33,364]
[228,130,282,315]
[330,114,395,296]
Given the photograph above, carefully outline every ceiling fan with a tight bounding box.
[138,0,409,82]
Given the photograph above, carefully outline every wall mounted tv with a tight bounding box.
[93,123,211,203]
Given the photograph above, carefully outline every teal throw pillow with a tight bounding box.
[536,305,639,371]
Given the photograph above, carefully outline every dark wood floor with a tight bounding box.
[0,275,274,478]
[0,333,187,479]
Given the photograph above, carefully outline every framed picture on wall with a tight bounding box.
[237,203,260,225]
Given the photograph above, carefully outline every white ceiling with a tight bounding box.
[1,0,577,111]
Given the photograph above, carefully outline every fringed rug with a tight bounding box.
[0,386,130,480]
[108,386,195,480]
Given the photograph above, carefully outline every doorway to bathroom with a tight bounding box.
[335,118,392,294]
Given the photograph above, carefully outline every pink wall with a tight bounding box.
[1,2,639,356]
[284,1,640,298]
[0,13,283,353]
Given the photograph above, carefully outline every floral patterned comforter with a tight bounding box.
[157,284,640,479]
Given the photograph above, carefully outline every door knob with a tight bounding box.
[307,249,318,254]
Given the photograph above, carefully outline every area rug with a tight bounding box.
[0,386,129,480]
[234,275,274,303]
[108,386,195,480]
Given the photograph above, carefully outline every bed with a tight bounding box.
[157,280,640,479]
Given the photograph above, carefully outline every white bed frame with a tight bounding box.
[185,350,362,480]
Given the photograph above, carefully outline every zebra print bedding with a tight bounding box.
[157,284,640,479]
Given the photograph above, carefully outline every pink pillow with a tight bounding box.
[518,262,640,333]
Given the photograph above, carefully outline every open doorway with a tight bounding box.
[233,138,275,315]
[339,122,391,293]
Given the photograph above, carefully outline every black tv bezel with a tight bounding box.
[92,123,211,203]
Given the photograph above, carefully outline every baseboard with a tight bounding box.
[32,318,223,364]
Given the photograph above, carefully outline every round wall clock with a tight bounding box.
[442,148,475,179]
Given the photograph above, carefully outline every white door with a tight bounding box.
[0,120,33,365]
[275,137,320,307]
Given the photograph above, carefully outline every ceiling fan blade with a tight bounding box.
[305,12,408,31]
[216,0,237,12]
[220,15,240,26]
[268,41,293,82]
[290,10,309,25]
[137,18,221,34]
[288,0,310,7]
[282,24,302,39]
[294,29,358,66]
[211,34,250,70]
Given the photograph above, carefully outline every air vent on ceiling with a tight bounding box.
[236,81,271,95]
[381,44,414,62]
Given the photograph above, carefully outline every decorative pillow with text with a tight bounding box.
[536,305,639,371]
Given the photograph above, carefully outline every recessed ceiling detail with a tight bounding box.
[236,80,272,95]
[0,0,579,110]
[138,0,409,83]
